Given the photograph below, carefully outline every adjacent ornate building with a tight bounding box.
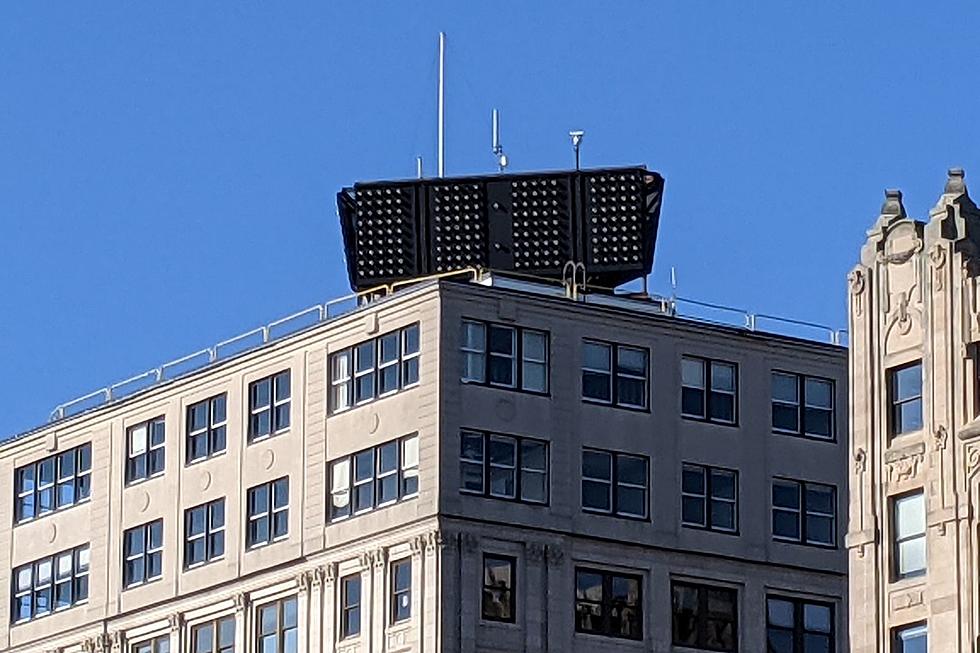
[848,168,980,652]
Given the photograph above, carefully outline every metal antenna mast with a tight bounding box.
[492,108,508,172]
[438,32,446,178]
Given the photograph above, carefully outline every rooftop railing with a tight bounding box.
[46,269,847,424]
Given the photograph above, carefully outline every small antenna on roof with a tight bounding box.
[492,108,508,172]
[569,130,584,170]
[416,156,424,179]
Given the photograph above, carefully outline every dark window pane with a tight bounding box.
[682,387,705,417]
[617,456,646,486]
[583,371,612,401]
[804,407,833,437]
[806,515,834,545]
[616,376,646,407]
[773,510,800,539]
[682,496,705,525]
[711,500,736,530]
[709,392,735,422]
[773,404,799,432]
[616,485,646,517]
[488,356,514,386]
[488,326,515,355]
[583,480,611,511]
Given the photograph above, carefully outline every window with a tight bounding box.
[459,431,548,504]
[889,362,923,436]
[581,340,648,409]
[772,372,834,439]
[11,545,89,623]
[249,371,291,441]
[390,559,411,623]
[341,574,362,639]
[257,596,297,653]
[14,443,92,523]
[574,567,642,640]
[185,499,225,568]
[329,324,421,413]
[329,435,419,521]
[123,519,164,587]
[772,479,836,547]
[681,357,737,424]
[460,320,549,393]
[671,581,737,652]
[192,616,235,653]
[482,554,515,622]
[682,464,738,533]
[892,623,927,653]
[131,637,170,653]
[186,394,227,463]
[893,492,926,579]
[766,596,834,653]
[247,478,289,548]
[581,449,649,519]
[127,418,166,483]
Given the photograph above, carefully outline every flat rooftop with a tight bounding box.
[5,271,847,445]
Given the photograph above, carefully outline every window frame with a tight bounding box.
[248,370,292,443]
[573,566,644,641]
[892,491,927,581]
[892,622,927,652]
[329,434,420,522]
[460,319,551,395]
[888,361,923,437]
[340,574,362,640]
[130,635,170,653]
[581,448,650,521]
[126,417,166,485]
[481,553,516,623]
[389,558,412,624]
[246,477,290,549]
[11,544,89,624]
[329,324,421,414]
[255,595,298,653]
[670,580,738,652]
[184,498,226,569]
[771,478,837,548]
[185,393,228,464]
[581,339,650,410]
[766,595,835,653]
[681,356,739,425]
[190,615,236,653]
[458,430,549,505]
[681,463,739,534]
[771,371,836,441]
[14,443,92,525]
[122,519,164,588]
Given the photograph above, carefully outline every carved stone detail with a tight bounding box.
[854,448,867,474]
[460,532,479,554]
[849,268,866,316]
[889,588,925,611]
[168,613,183,633]
[338,642,361,653]
[934,425,949,451]
[359,551,374,571]
[410,534,426,558]
[425,529,445,556]
[526,542,546,563]
[234,592,248,613]
[546,544,564,567]
[887,452,924,484]
[311,566,325,590]
[109,631,124,653]
[373,547,388,570]
[968,446,980,479]
[929,245,947,290]
[296,569,312,594]
[324,561,338,584]
[387,628,409,650]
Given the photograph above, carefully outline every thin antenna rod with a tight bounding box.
[438,32,446,178]
[492,109,499,151]
[416,156,424,179]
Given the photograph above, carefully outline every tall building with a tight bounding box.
[848,168,980,653]
[2,168,850,652]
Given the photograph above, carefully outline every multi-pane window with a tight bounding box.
[191,616,235,653]
[682,464,738,533]
[257,596,298,653]
[766,596,834,653]
[11,545,89,623]
[390,559,411,623]
[247,478,289,548]
[459,431,548,504]
[681,357,737,424]
[460,320,549,393]
[771,372,834,439]
[772,479,836,547]
[131,636,170,653]
[185,499,225,568]
[127,418,166,483]
[186,394,227,463]
[889,362,923,436]
[581,449,649,519]
[329,324,421,413]
[15,443,92,523]
[574,568,643,640]
[893,492,926,579]
[341,574,362,639]
[329,435,419,521]
[482,554,515,622]
[671,581,738,652]
[892,623,927,653]
[123,519,164,587]
[581,340,648,409]
[249,371,291,441]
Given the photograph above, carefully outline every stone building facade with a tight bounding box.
[1,276,848,652]
[848,168,980,652]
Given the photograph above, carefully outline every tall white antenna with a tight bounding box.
[492,108,508,172]
[437,32,446,178]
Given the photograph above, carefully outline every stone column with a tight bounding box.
[545,544,570,651]
[371,547,388,653]
[410,535,426,649]
[308,566,325,653]
[234,592,249,653]
[423,529,447,653]
[357,550,376,652]
[322,562,338,649]
[525,543,546,652]
[296,570,311,653]
[458,532,479,653]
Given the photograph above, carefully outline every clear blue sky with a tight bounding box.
[2,2,978,438]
